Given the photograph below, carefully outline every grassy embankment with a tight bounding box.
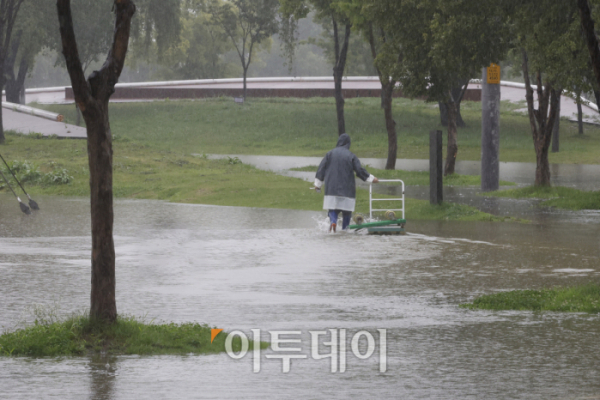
[0,314,263,357]
[461,284,600,313]
[0,132,515,221]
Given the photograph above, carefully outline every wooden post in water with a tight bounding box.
[429,130,443,205]
[481,65,501,192]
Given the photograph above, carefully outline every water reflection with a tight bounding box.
[89,354,117,400]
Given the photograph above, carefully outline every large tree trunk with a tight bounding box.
[85,108,117,321]
[444,99,458,175]
[382,82,397,170]
[57,0,136,323]
[332,18,351,136]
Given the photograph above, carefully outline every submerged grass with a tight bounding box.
[35,97,600,165]
[460,284,600,313]
[0,314,264,357]
[0,131,517,222]
[291,165,516,187]
[485,186,600,210]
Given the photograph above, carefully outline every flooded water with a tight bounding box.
[206,154,600,191]
[1,194,600,399]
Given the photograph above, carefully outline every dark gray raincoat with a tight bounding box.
[314,133,373,211]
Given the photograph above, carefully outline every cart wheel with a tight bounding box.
[354,214,365,225]
[384,210,396,220]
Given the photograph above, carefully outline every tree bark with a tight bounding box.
[332,18,351,136]
[522,49,557,187]
[578,0,600,89]
[6,57,28,104]
[243,66,248,100]
[0,65,5,144]
[577,98,584,134]
[57,0,136,323]
[438,80,468,128]
[0,0,25,143]
[551,92,561,153]
[443,98,458,175]
[367,26,398,170]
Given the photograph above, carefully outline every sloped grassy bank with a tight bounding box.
[0,314,264,357]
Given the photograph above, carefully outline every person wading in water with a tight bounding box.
[313,133,379,232]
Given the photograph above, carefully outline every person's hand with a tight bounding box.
[314,186,321,193]
[373,177,379,183]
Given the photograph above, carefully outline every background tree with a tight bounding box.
[364,0,509,175]
[282,0,353,136]
[154,0,237,80]
[208,0,279,99]
[338,0,400,169]
[578,0,600,90]
[4,1,51,104]
[0,0,25,144]
[57,0,136,323]
[128,0,181,63]
[515,0,590,186]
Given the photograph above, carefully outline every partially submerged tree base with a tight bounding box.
[0,314,266,357]
[57,0,137,323]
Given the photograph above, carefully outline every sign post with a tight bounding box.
[481,64,501,192]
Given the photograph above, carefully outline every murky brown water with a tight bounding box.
[1,194,600,399]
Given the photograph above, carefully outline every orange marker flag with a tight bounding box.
[211,328,223,343]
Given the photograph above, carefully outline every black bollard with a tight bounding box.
[429,130,443,205]
[481,66,500,192]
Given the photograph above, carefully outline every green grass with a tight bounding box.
[460,284,600,313]
[484,186,600,210]
[291,165,516,187]
[35,97,600,164]
[0,131,519,222]
[0,314,266,357]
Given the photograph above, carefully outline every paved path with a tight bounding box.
[2,107,86,139]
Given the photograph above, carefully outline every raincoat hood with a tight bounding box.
[336,133,351,149]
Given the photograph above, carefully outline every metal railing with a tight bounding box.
[369,179,405,220]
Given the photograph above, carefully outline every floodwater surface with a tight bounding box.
[1,194,600,399]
